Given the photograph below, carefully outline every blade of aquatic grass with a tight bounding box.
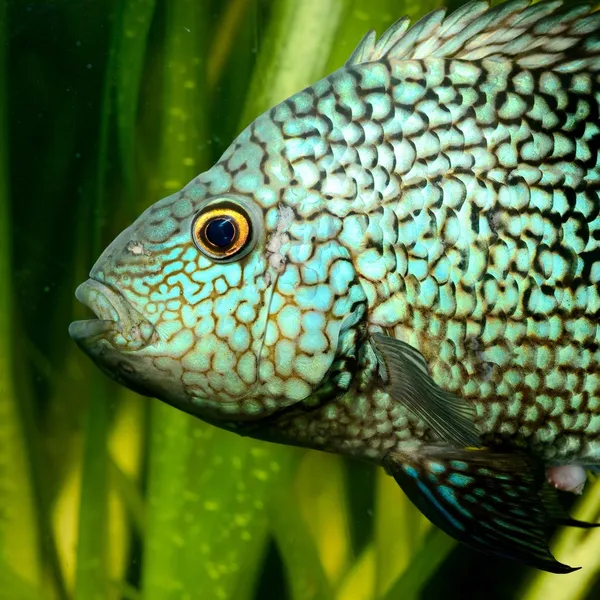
[41,187,100,598]
[51,438,82,593]
[45,340,97,596]
[107,387,147,587]
[228,527,270,600]
[116,0,157,191]
[294,452,352,589]
[0,2,45,596]
[74,2,124,596]
[207,0,256,162]
[105,303,147,580]
[109,405,146,538]
[269,454,333,600]
[521,478,600,600]
[111,580,142,600]
[112,0,155,586]
[144,417,291,600]
[54,0,137,587]
[207,0,251,89]
[0,557,51,600]
[73,376,111,600]
[344,459,376,560]
[154,0,211,197]
[239,0,346,126]
[68,342,140,598]
[335,545,375,600]
[374,468,435,597]
[13,344,70,600]
[380,528,456,600]
[110,458,146,538]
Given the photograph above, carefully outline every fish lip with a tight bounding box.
[68,278,157,351]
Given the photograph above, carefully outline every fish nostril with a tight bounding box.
[125,240,147,256]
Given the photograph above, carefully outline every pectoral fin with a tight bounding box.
[372,333,480,447]
[384,446,596,573]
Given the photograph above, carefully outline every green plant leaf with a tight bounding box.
[239,0,347,127]
[521,477,600,600]
[374,468,433,597]
[74,376,111,600]
[294,452,352,591]
[335,545,375,600]
[0,558,50,600]
[271,454,333,600]
[116,0,157,191]
[74,0,124,594]
[381,528,455,600]
[0,2,43,596]
[143,410,291,600]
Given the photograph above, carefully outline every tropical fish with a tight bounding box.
[69,0,600,573]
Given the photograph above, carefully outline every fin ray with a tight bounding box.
[346,0,600,71]
[372,333,480,448]
[385,446,583,573]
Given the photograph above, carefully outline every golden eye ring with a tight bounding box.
[192,202,253,261]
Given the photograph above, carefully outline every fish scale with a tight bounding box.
[70,0,600,573]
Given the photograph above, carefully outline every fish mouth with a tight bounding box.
[68,279,157,351]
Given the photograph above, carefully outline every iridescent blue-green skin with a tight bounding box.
[71,0,600,468]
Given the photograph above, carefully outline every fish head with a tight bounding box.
[69,159,369,426]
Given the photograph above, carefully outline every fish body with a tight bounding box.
[70,0,600,573]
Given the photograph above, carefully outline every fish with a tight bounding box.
[69,0,600,573]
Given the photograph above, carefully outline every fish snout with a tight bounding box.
[69,278,157,351]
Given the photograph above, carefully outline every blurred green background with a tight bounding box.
[3,0,600,598]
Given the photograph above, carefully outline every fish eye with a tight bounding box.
[191,199,256,261]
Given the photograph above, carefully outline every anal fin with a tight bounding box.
[384,445,588,573]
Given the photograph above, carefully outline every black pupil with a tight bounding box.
[206,217,236,248]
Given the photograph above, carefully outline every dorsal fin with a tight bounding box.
[346,0,600,70]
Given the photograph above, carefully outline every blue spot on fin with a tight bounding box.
[384,446,584,574]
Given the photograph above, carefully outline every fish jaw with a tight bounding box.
[69,315,196,416]
[68,278,193,406]
[69,278,158,352]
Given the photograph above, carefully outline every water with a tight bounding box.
[3,0,600,599]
